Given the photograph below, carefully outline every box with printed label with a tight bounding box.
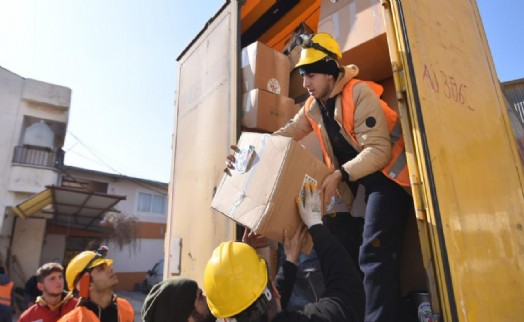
[241,41,291,96]
[211,132,331,251]
[242,89,296,133]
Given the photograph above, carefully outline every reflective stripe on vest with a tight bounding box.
[304,78,410,188]
[0,281,13,306]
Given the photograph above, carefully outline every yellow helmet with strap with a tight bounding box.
[65,250,113,291]
[295,32,342,68]
[203,241,268,318]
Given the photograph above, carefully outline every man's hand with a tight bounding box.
[319,170,342,211]
[296,182,323,228]
[242,228,274,249]
[224,145,240,176]
[283,225,308,264]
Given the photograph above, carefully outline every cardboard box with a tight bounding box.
[318,0,385,52]
[242,89,296,132]
[287,46,310,103]
[318,0,393,81]
[377,77,399,113]
[242,41,291,96]
[211,132,332,252]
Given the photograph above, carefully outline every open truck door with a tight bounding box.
[165,2,239,280]
[383,0,524,320]
[168,1,524,320]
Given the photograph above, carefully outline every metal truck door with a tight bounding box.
[166,1,238,284]
[383,0,524,320]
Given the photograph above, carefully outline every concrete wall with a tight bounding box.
[0,67,71,283]
[8,165,60,193]
[109,238,164,291]
[40,234,66,266]
[11,218,46,286]
[66,169,168,224]
[0,68,26,237]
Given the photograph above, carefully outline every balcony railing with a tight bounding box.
[12,146,63,168]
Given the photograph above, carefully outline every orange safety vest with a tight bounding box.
[305,78,410,188]
[57,297,134,322]
[0,281,13,306]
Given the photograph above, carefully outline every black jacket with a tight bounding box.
[274,224,365,322]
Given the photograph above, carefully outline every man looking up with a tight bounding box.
[57,250,134,322]
[19,262,78,322]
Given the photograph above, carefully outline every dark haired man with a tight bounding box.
[19,262,78,322]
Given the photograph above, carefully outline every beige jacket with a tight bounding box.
[274,65,392,209]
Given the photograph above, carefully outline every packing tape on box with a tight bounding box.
[230,134,271,216]
[241,46,254,69]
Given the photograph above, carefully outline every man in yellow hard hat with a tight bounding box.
[227,33,413,322]
[57,250,134,322]
[204,183,365,322]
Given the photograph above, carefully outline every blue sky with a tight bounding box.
[0,0,521,183]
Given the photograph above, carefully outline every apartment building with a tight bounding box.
[0,66,168,291]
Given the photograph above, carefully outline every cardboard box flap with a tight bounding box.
[212,132,331,253]
[212,133,290,230]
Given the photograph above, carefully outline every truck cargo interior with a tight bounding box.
[171,0,524,320]
[239,0,427,303]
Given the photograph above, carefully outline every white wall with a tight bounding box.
[11,218,46,286]
[66,170,168,224]
[0,67,71,287]
[0,68,25,232]
[107,238,164,273]
[40,234,66,266]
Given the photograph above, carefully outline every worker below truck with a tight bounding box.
[173,0,524,321]
[227,32,412,322]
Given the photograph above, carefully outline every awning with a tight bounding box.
[12,188,53,218]
[13,186,126,231]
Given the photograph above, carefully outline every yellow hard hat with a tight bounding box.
[65,251,113,291]
[295,32,342,68]
[203,242,268,318]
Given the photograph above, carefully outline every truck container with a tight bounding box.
[166,0,524,320]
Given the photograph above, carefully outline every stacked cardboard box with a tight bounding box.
[241,41,291,96]
[317,0,393,81]
[242,89,296,132]
[241,41,295,132]
[287,46,310,104]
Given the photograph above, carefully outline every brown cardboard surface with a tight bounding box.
[340,34,393,82]
[287,46,310,102]
[377,77,399,113]
[319,0,352,19]
[242,41,291,96]
[242,89,296,132]
[318,0,385,52]
[211,132,332,252]
[318,0,392,81]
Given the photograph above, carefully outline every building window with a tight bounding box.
[137,192,166,215]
